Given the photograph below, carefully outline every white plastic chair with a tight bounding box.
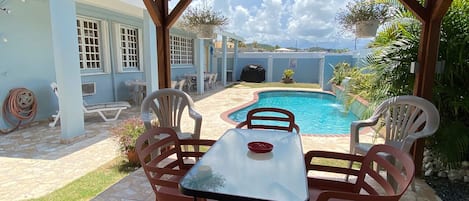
[347,95,440,190]
[49,82,131,127]
[140,88,202,145]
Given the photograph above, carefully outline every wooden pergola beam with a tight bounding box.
[144,0,192,89]
[399,0,452,177]
[399,0,428,21]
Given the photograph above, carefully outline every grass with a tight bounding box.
[28,157,137,201]
[230,82,321,89]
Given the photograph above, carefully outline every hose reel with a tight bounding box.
[1,88,37,134]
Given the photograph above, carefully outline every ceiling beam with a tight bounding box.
[168,0,191,27]
[144,0,193,89]
[143,0,163,27]
[399,0,428,22]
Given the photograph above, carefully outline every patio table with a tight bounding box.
[179,128,309,201]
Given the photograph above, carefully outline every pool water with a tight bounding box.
[228,91,359,135]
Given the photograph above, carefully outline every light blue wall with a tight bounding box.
[77,3,145,104]
[213,53,356,92]
[272,58,320,83]
[0,0,56,129]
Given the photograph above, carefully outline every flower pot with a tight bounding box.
[355,20,379,38]
[126,150,140,165]
[197,24,216,39]
[281,78,295,84]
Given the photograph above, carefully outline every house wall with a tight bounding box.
[0,0,56,129]
[76,3,145,104]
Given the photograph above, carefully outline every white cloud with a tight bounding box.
[123,0,361,49]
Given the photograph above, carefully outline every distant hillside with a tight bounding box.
[243,43,349,53]
[305,46,349,53]
[244,43,275,51]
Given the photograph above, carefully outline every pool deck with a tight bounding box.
[0,85,441,201]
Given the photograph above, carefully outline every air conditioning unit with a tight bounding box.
[82,82,96,96]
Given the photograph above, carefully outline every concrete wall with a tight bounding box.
[213,52,356,92]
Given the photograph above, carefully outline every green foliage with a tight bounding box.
[351,0,469,168]
[181,7,228,28]
[429,121,469,169]
[336,0,391,31]
[282,69,295,79]
[110,117,145,153]
[329,62,355,85]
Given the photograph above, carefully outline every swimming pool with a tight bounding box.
[228,90,359,135]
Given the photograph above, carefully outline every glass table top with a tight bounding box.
[179,128,308,201]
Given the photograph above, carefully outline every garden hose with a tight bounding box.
[1,88,37,134]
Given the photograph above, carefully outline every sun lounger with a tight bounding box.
[49,82,131,127]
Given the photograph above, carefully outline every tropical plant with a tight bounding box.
[336,0,391,31]
[282,69,295,80]
[353,0,469,168]
[110,117,145,157]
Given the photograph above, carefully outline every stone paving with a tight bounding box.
[0,84,441,201]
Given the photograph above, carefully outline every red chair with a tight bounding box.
[304,144,415,201]
[236,107,300,133]
[135,127,215,201]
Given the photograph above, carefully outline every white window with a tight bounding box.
[170,35,193,65]
[115,24,142,72]
[77,17,103,72]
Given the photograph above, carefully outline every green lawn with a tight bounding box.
[28,157,136,201]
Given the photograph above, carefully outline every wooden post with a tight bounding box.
[399,0,452,176]
[143,0,192,89]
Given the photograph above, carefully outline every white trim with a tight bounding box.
[114,23,143,72]
[101,20,111,73]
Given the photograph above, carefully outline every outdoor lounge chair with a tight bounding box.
[136,127,214,201]
[49,82,130,127]
[305,144,415,201]
[236,107,300,133]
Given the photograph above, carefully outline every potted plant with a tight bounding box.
[336,0,391,38]
[110,117,145,166]
[180,6,229,38]
[281,69,295,84]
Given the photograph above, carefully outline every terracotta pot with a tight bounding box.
[126,150,140,165]
[355,20,379,38]
[281,78,295,84]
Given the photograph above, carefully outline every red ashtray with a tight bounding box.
[248,141,273,153]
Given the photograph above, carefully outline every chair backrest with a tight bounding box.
[236,107,300,133]
[356,144,415,198]
[140,88,197,132]
[370,95,440,152]
[136,127,214,201]
[304,144,415,201]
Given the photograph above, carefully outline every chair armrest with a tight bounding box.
[188,108,202,139]
[316,190,398,201]
[350,116,380,153]
[305,151,363,176]
[235,121,247,128]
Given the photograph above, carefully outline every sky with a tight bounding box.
[122,0,373,50]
